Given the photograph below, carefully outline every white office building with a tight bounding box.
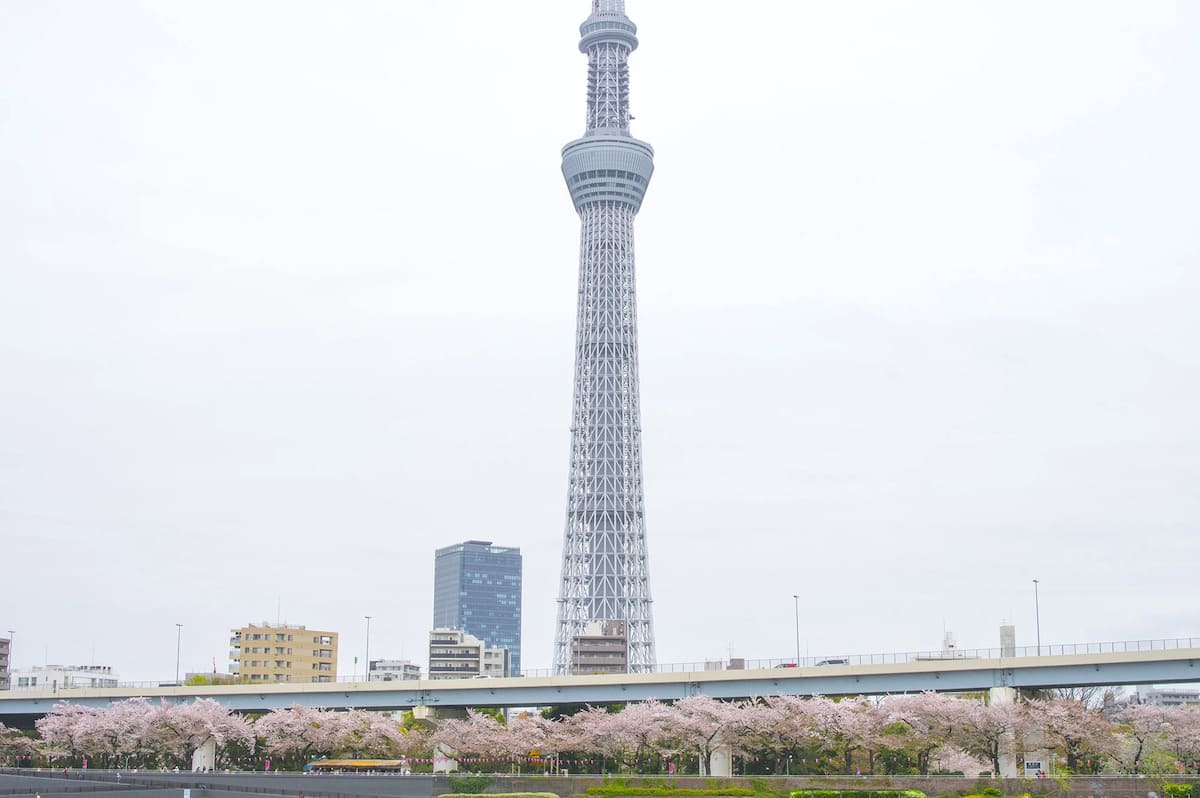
[369,659,421,681]
[10,664,119,690]
[1136,686,1200,707]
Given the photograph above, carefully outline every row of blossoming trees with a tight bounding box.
[3,694,1200,776]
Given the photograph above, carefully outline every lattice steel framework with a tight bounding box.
[554,0,657,675]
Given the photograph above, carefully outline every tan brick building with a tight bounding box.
[229,623,338,683]
[0,637,10,690]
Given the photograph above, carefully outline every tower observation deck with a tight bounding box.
[554,0,657,675]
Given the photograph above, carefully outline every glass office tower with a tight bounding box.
[433,540,522,675]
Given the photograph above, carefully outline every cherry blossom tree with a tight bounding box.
[808,696,889,774]
[1161,706,1200,774]
[664,695,750,775]
[0,722,35,762]
[929,744,989,776]
[612,702,679,773]
[34,703,97,759]
[32,692,1200,776]
[954,700,1021,775]
[882,692,967,774]
[332,710,404,758]
[36,699,153,767]
[255,704,341,768]
[546,707,619,771]
[739,697,816,773]
[548,703,679,774]
[431,709,508,768]
[1113,703,1172,774]
[398,725,434,765]
[504,711,555,761]
[1025,698,1118,773]
[139,699,255,769]
[487,711,551,772]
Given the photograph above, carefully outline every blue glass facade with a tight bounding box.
[433,540,522,675]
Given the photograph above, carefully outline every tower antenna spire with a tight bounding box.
[553,0,657,676]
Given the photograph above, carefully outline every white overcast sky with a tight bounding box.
[1,1,1198,682]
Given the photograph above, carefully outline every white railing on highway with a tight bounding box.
[517,635,1200,678]
[7,635,1197,691]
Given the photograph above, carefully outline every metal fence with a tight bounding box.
[13,636,1198,689]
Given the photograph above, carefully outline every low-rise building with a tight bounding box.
[369,659,421,681]
[1136,686,1200,707]
[570,620,628,675]
[10,664,118,690]
[229,622,338,683]
[0,637,10,690]
[428,629,508,679]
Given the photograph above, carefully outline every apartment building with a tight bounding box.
[229,622,338,683]
[570,619,629,675]
[428,628,508,679]
[0,637,9,690]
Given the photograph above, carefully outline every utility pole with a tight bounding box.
[793,594,801,666]
[175,624,183,684]
[1032,579,1042,656]
[364,616,373,682]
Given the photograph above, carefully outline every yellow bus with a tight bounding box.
[304,759,408,773]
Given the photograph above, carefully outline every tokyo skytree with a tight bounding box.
[553,0,657,674]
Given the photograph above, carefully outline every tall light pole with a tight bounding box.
[364,616,372,682]
[175,624,183,685]
[792,594,801,666]
[1032,579,1042,656]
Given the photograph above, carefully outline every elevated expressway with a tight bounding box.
[1,647,1197,723]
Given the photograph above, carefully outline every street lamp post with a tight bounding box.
[364,616,372,682]
[792,594,801,667]
[1032,579,1042,656]
[175,624,183,685]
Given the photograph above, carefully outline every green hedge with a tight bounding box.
[1163,786,1194,798]
[444,776,493,794]
[438,794,558,798]
[960,790,1004,798]
[790,791,928,798]
[587,790,754,797]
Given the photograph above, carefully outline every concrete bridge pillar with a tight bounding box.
[988,686,1018,777]
[433,742,459,773]
[191,737,216,772]
[709,744,732,777]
